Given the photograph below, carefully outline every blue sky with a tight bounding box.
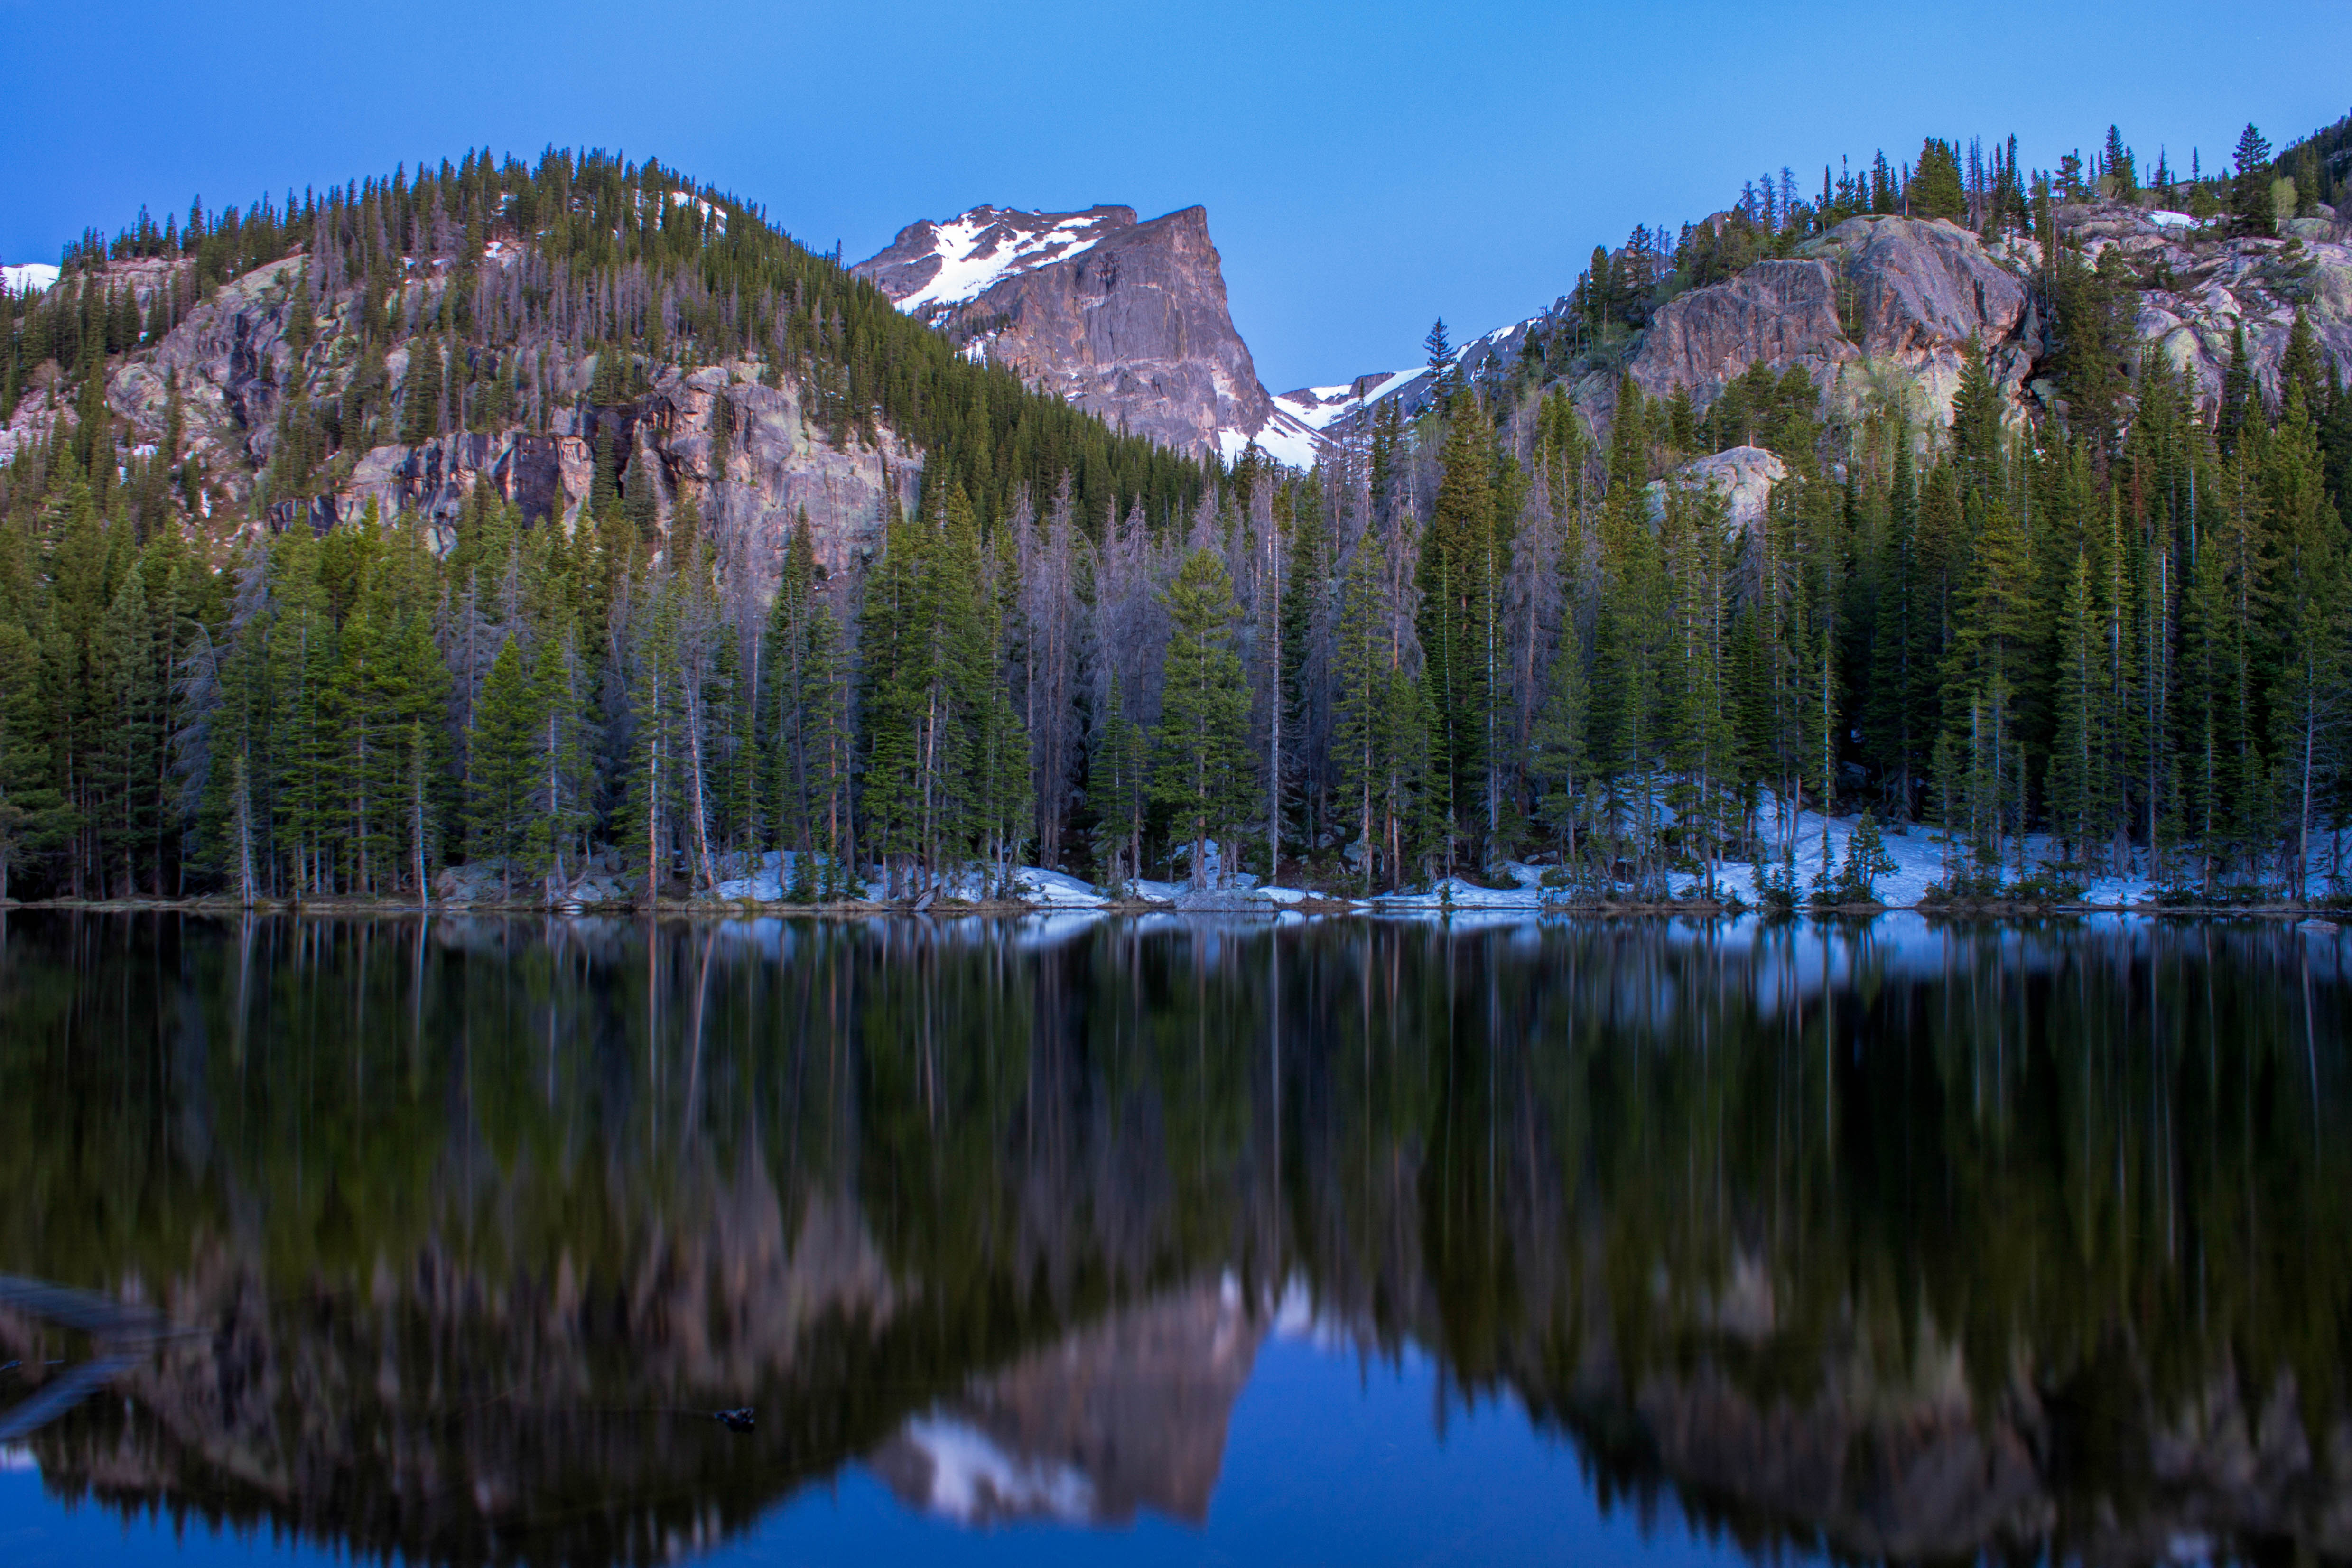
[5,0,2350,390]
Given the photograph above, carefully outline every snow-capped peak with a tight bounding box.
[855,205,1135,322]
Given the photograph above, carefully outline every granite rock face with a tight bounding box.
[10,248,919,602]
[1628,258,1854,408]
[855,205,1275,460]
[1628,217,2035,423]
[853,204,1138,326]
[1645,444,1789,535]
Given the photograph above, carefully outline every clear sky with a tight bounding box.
[5,0,2350,391]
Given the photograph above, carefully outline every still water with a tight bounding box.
[0,911,2346,1567]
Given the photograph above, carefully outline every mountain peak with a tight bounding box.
[855,204,1139,324]
[853,203,1288,463]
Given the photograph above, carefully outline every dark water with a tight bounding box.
[1,911,2348,1568]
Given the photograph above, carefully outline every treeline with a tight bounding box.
[1558,114,2325,364]
[4,320,2348,904]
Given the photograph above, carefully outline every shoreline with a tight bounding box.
[1,894,2341,923]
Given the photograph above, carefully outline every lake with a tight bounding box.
[0,910,2346,1566]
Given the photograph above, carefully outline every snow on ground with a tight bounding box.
[1664,801,2155,909]
[895,212,1112,315]
[1010,866,1110,907]
[1374,875,1542,912]
[2,263,59,296]
[672,800,2247,918]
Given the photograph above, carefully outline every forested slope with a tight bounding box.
[4,117,2352,906]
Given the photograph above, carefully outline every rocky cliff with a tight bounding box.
[0,250,918,599]
[854,204,1291,462]
[1625,215,2038,422]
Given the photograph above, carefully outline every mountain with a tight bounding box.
[852,204,1321,465]
[0,157,1207,599]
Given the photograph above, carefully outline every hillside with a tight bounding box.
[3,117,2352,909]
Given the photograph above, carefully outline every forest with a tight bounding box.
[1,120,2350,906]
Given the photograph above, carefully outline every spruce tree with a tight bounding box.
[466,634,541,898]
[1151,547,1251,890]
[1417,396,1495,869]
[2232,123,2275,236]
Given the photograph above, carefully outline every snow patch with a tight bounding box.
[1010,866,1111,908]
[2,263,59,296]
[895,212,1114,316]
[1375,876,1543,912]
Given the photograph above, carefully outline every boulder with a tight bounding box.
[1645,445,1788,535]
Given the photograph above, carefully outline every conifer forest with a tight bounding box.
[6,122,2352,909]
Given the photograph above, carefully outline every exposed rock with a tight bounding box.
[1830,214,2034,409]
[102,258,306,489]
[1645,445,1788,534]
[1628,258,1853,408]
[608,363,919,585]
[1627,217,2035,426]
[852,205,1138,326]
[46,247,917,600]
[855,205,1276,461]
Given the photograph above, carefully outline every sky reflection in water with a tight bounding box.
[0,911,2343,1567]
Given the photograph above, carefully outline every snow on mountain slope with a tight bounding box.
[2,262,59,296]
[857,205,1135,325]
[1269,315,1552,444]
[1222,402,1324,468]
[855,201,1557,473]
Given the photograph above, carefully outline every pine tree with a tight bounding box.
[1151,547,1252,889]
[1091,671,1148,890]
[1910,138,1966,220]
[466,633,541,897]
[2265,386,2350,899]
[1417,396,1495,869]
[401,335,443,445]
[2233,123,2276,236]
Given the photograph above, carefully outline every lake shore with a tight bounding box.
[3,891,2341,921]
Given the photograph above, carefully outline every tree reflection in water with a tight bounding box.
[0,911,2346,1565]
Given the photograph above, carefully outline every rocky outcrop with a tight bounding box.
[855,204,1276,460]
[1629,258,1854,406]
[11,248,918,602]
[1832,214,2034,395]
[1628,217,2036,423]
[853,205,1138,326]
[2073,201,2352,419]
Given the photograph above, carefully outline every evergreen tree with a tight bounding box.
[466,633,541,897]
[1910,138,1967,220]
[2233,123,2276,235]
[1416,396,1495,868]
[1151,547,1252,889]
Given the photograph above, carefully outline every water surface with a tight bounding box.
[1,911,2346,1566]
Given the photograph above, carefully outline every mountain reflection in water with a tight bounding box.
[0,911,2347,1567]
